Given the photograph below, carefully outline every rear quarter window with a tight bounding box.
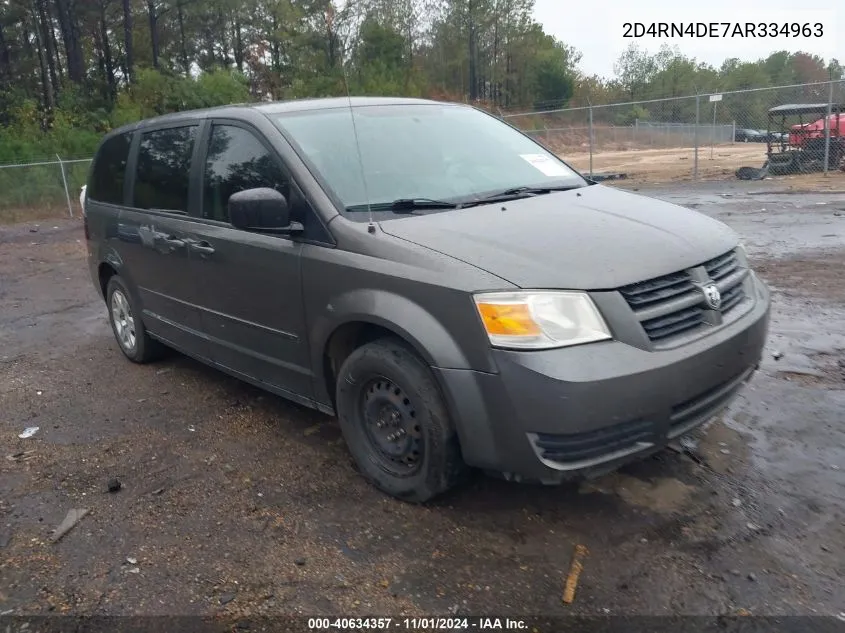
[88,132,133,204]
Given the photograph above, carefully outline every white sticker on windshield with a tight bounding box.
[519,153,571,177]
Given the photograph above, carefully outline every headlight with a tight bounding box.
[473,291,612,350]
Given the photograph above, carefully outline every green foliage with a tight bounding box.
[124,68,251,119]
[418,0,578,108]
[580,44,839,108]
[130,69,249,118]
[0,97,101,163]
[0,68,251,165]
[111,94,144,128]
[531,40,577,108]
[350,18,423,96]
[613,44,653,100]
[0,67,253,215]
[356,18,406,69]
[196,69,252,105]
[613,105,649,126]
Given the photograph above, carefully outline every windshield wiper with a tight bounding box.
[479,184,581,201]
[345,187,579,215]
[345,198,460,215]
[390,198,460,212]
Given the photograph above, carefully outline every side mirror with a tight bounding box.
[228,187,303,234]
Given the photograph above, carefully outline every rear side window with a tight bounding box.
[88,132,132,204]
[133,126,198,212]
[202,125,289,222]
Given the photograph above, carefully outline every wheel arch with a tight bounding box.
[96,250,137,302]
[98,262,118,300]
[312,290,474,410]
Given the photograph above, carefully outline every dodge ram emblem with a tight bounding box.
[702,283,722,310]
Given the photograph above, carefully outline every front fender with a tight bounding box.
[310,288,488,404]
[301,229,505,411]
[309,288,507,466]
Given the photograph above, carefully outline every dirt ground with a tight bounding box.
[0,205,77,226]
[1,180,845,621]
[561,144,845,186]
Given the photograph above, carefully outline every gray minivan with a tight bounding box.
[83,97,770,502]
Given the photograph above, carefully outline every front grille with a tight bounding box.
[618,271,697,309]
[702,250,746,317]
[703,250,741,282]
[642,305,706,341]
[532,418,653,464]
[619,248,750,346]
[719,283,744,313]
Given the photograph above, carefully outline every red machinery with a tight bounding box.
[767,103,845,174]
[788,113,845,148]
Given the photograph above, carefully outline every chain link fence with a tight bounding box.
[504,79,845,182]
[0,156,91,223]
[2,80,845,223]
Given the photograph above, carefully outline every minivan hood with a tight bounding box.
[379,184,738,290]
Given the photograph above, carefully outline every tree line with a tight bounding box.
[0,0,580,162]
[566,44,844,129]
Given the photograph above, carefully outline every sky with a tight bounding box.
[533,0,843,79]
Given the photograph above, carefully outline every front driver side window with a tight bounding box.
[202,125,290,223]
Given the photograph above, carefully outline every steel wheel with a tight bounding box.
[110,288,137,353]
[335,339,467,502]
[360,376,424,477]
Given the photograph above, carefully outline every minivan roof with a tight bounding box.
[254,96,451,113]
[104,96,459,138]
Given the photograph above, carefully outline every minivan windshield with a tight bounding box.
[271,104,586,218]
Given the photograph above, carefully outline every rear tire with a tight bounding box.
[335,338,467,503]
[106,275,163,363]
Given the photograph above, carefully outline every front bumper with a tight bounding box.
[434,274,771,483]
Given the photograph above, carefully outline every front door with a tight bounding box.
[185,121,313,402]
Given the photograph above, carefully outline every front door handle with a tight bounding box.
[188,240,215,256]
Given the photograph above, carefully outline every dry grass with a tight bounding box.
[0,205,75,225]
[558,143,845,186]
[534,125,719,154]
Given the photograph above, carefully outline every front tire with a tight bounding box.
[106,275,163,363]
[335,339,467,503]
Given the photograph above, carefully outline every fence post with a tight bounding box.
[56,154,73,218]
[588,102,594,179]
[693,95,700,180]
[823,80,833,175]
[732,120,736,144]
[711,99,717,159]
